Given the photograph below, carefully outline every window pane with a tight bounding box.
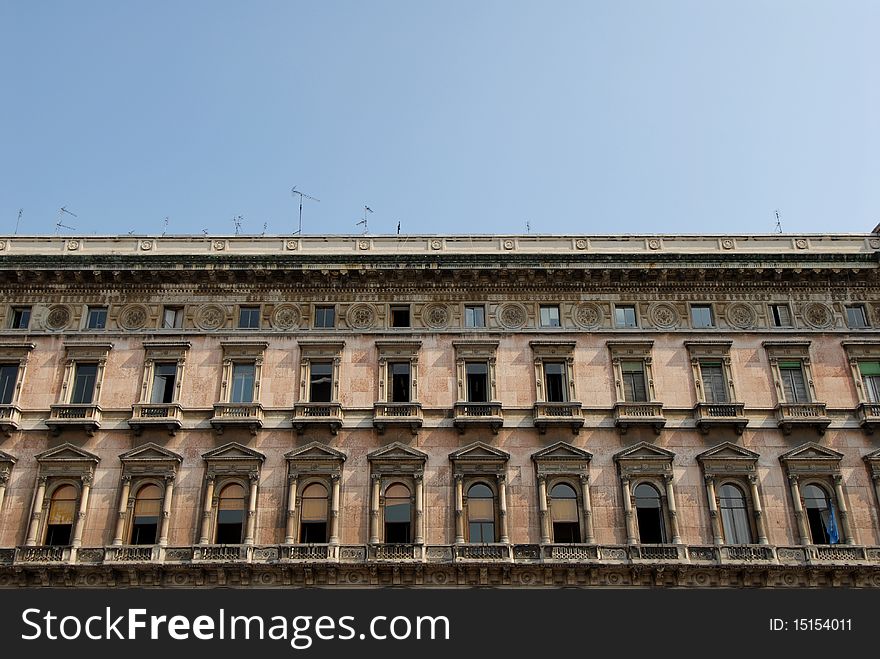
[770,304,792,327]
[466,362,489,402]
[700,363,729,403]
[465,306,485,328]
[230,363,255,403]
[151,363,177,403]
[71,363,98,404]
[0,364,18,405]
[87,307,107,329]
[622,363,647,402]
[551,498,578,523]
[691,305,714,328]
[10,307,31,329]
[544,362,567,402]
[634,484,666,543]
[718,483,752,544]
[847,305,868,328]
[540,305,561,327]
[865,375,880,403]
[615,306,636,327]
[780,364,809,403]
[309,362,333,402]
[390,362,411,403]
[314,306,335,328]
[238,307,260,329]
[468,498,494,521]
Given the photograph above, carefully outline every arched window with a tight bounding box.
[300,482,329,543]
[467,483,495,543]
[215,482,246,544]
[130,483,162,545]
[550,482,580,543]
[384,483,412,543]
[634,483,667,544]
[45,484,77,546]
[718,483,752,545]
[803,483,838,545]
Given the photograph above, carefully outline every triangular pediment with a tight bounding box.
[285,441,347,462]
[531,442,592,462]
[613,441,675,462]
[120,443,183,463]
[449,441,510,462]
[202,442,265,463]
[35,443,100,463]
[367,442,428,462]
[864,448,880,461]
[0,449,17,464]
[779,442,843,463]
[697,442,759,462]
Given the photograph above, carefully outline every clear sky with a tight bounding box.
[1,1,878,236]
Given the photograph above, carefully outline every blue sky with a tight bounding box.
[1,1,878,236]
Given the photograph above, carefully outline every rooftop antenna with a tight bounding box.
[162,217,169,236]
[397,221,401,235]
[202,228,209,236]
[14,208,23,235]
[774,209,783,234]
[526,220,531,234]
[291,186,320,235]
[262,221,268,236]
[233,215,243,235]
[54,206,78,234]
[356,205,373,234]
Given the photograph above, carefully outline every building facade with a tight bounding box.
[0,232,880,587]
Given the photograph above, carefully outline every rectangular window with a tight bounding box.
[230,363,256,403]
[860,361,880,403]
[464,305,486,328]
[389,362,411,403]
[700,362,729,403]
[9,307,31,330]
[86,307,107,330]
[162,306,184,329]
[615,305,637,328]
[769,304,792,328]
[390,305,410,328]
[0,364,19,405]
[238,306,261,329]
[779,361,810,403]
[70,363,98,404]
[621,361,648,402]
[846,304,869,329]
[314,306,336,329]
[540,305,561,328]
[150,363,177,404]
[309,362,333,402]
[691,304,715,328]
[465,362,489,403]
[544,361,567,402]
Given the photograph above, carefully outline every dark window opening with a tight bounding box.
[389,362,411,403]
[384,483,412,543]
[544,362,567,403]
[550,483,580,543]
[466,362,489,403]
[390,305,410,328]
[9,307,31,330]
[465,305,486,328]
[162,307,184,329]
[238,306,260,329]
[314,306,335,329]
[150,363,177,404]
[70,363,98,404]
[0,364,19,405]
[803,484,838,545]
[215,483,246,544]
[634,483,667,544]
[769,304,792,327]
[130,484,162,545]
[86,307,107,330]
[779,362,809,403]
[45,484,77,546]
[309,362,333,402]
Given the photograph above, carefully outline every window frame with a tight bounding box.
[685,341,737,404]
[463,304,487,329]
[85,306,108,330]
[689,303,716,329]
[199,443,265,546]
[58,343,112,406]
[607,341,657,403]
[842,341,880,405]
[763,341,820,406]
[631,479,670,545]
[8,306,31,330]
[464,479,499,544]
[614,442,680,545]
[116,443,182,547]
[449,442,510,545]
[845,304,870,329]
[312,305,337,329]
[0,342,34,409]
[613,304,639,329]
[297,340,345,404]
[367,443,428,545]
[768,303,793,328]
[160,306,185,330]
[285,441,346,546]
[453,341,499,404]
[539,304,562,328]
[138,341,189,406]
[530,341,577,404]
[218,341,267,405]
[376,340,421,404]
[389,304,411,329]
[212,477,251,545]
[236,305,262,330]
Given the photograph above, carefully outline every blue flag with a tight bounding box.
[826,506,840,545]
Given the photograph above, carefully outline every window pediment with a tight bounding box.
[779,442,843,476]
[863,448,880,479]
[0,450,16,481]
[120,442,183,478]
[202,442,265,478]
[285,441,346,477]
[35,443,100,479]
[696,442,759,477]
[449,441,509,476]
[531,441,591,477]
[529,341,576,358]
[368,442,427,476]
[614,441,674,478]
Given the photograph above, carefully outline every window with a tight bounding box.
[802,484,838,545]
[238,306,261,329]
[0,364,18,405]
[621,361,648,402]
[230,363,256,403]
[86,306,107,330]
[466,483,496,543]
[779,361,810,403]
[615,305,637,328]
[846,304,869,329]
[215,482,246,544]
[718,483,752,545]
[70,363,98,404]
[544,362,568,403]
[383,483,412,543]
[550,483,580,543]
[150,362,177,404]
[309,361,333,402]
[314,306,336,329]
[699,362,729,403]
[634,483,667,544]
[769,304,792,328]
[9,306,31,330]
[691,304,715,328]
[465,362,489,403]
[860,361,880,403]
[300,482,329,543]
[130,483,162,545]
[161,306,184,329]
[390,305,410,328]
[45,484,77,546]
[540,305,561,328]
[388,362,411,403]
[465,305,486,328]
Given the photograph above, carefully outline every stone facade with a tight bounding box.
[0,233,879,587]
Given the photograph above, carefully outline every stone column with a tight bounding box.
[704,475,722,545]
[25,476,48,546]
[621,477,636,545]
[284,474,298,544]
[0,474,8,519]
[664,474,681,545]
[748,475,768,545]
[71,474,92,548]
[833,475,854,545]
[199,475,215,544]
[454,475,464,544]
[369,474,381,544]
[158,475,174,547]
[244,473,259,545]
[788,475,809,545]
[537,475,550,544]
[872,475,880,532]
[580,475,595,544]
[414,473,424,545]
[498,474,509,544]
[112,476,132,545]
[328,474,340,545]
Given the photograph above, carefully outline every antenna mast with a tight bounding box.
[54,206,78,234]
[291,187,320,235]
[14,209,23,235]
[774,209,783,234]
[356,205,373,234]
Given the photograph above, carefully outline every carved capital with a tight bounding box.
[81,474,93,486]
[121,475,132,485]
[38,476,49,486]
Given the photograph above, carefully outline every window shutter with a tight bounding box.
[700,363,728,403]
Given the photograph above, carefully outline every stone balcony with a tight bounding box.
[857,402,880,434]
[533,402,585,435]
[128,402,184,436]
[452,402,504,434]
[46,404,102,436]
[613,402,666,434]
[774,402,831,435]
[693,402,748,435]
[372,402,423,436]
[292,402,344,435]
[209,402,264,435]
[0,404,22,436]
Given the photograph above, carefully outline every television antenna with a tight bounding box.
[356,205,373,234]
[14,208,23,235]
[233,215,243,235]
[774,209,783,234]
[54,206,78,234]
[291,186,320,235]
[526,220,531,233]
[162,217,169,236]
